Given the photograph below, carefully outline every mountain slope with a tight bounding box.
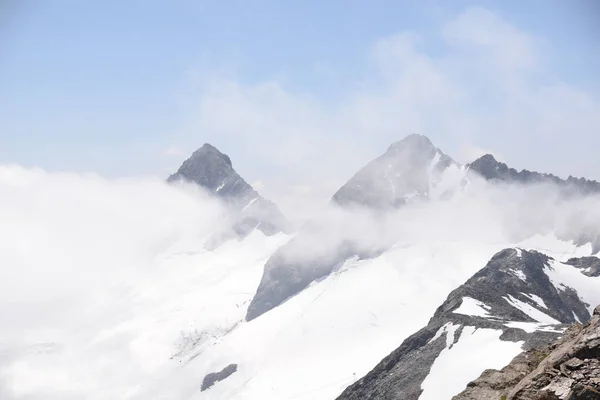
[246,134,464,321]
[336,249,600,400]
[168,144,288,237]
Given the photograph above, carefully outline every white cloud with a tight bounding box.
[442,6,538,71]
[0,166,231,398]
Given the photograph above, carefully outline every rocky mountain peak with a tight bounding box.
[194,143,233,167]
[332,134,459,208]
[167,143,243,196]
[167,144,288,238]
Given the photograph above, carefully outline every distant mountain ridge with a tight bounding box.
[468,153,600,195]
[168,143,288,237]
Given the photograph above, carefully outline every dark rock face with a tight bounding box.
[333,134,458,208]
[201,363,238,391]
[168,144,242,197]
[168,144,288,237]
[468,154,600,195]
[565,257,600,278]
[455,309,600,400]
[336,250,599,400]
[246,237,383,321]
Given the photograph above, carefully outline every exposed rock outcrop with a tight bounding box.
[454,305,600,400]
[201,363,238,391]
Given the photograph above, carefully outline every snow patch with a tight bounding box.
[545,260,600,314]
[515,248,522,257]
[503,295,560,324]
[429,322,461,347]
[504,321,564,333]
[522,293,548,309]
[216,180,226,192]
[511,269,527,282]
[453,297,492,318]
[420,326,523,400]
[241,197,258,212]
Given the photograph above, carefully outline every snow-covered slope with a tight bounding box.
[129,237,594,400]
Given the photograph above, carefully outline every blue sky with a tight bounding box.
[1,1,599,205]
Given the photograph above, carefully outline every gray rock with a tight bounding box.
[565,257,600,278]
[503,310,600,399]
[565,357,585,369]
[167,144,288,238]
[201,363,238,391]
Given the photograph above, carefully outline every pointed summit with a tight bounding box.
[195,143,233,166]
[332,134,458,208]
[167,143,244,196]
[168,144,288,237]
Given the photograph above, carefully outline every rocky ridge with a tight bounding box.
[467,154,600,196]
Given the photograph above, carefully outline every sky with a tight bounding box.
[1,0,599,212]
